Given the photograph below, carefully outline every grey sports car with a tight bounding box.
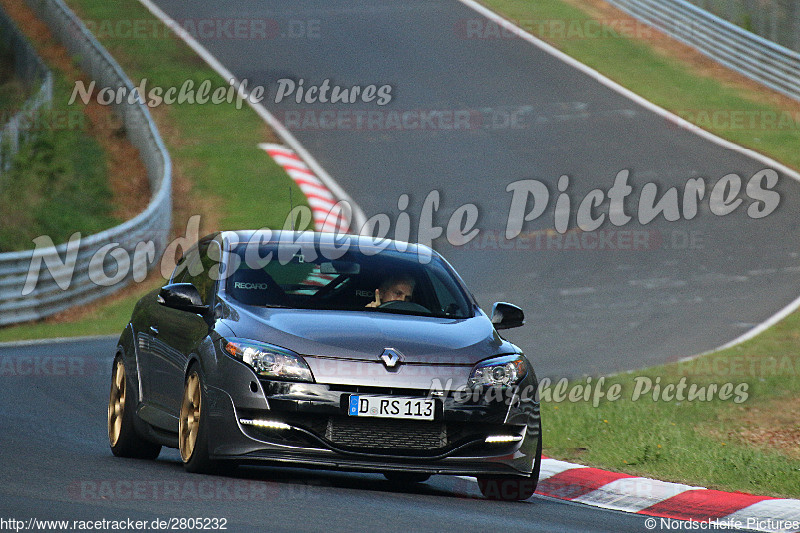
[108,230,542,500]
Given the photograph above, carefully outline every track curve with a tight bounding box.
[146,0,800,379]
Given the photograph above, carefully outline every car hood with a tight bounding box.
[223,306,516,366]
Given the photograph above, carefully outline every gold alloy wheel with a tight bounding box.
[179,372,201,462]
[108,359,126,447]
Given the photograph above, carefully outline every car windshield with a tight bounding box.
[225,241,473,319]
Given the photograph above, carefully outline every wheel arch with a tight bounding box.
[183,333,222,385]
[116,324,143,401]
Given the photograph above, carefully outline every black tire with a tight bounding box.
[477,421,542,501]
[179,365,219,474]
[108,354,162,460]
[383,472,431,484]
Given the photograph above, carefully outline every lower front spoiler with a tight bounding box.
[205,387,536,478]
[217,450,530,478]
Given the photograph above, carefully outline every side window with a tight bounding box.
[170,254,191,284]
[182,242,218,304]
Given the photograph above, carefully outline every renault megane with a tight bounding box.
[107,230,541,500]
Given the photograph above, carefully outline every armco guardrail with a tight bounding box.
[0,6,53,173]
[688,0,800,54]
[0,0,172,326]
[605,0,800,102]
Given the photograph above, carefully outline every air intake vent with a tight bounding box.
[326,417,447,451]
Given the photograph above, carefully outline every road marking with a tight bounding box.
[0,334,117,348]
[573,477,704,513]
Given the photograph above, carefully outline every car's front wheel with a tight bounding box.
[477,422,542,501]
[108,354,161,459]
[179,365,219,474]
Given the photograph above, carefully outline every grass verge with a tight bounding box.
[0,0,303,340]
[478,0,800,498]
[0,11,117,252]
[542,314,800,498]
[62,0,304,231]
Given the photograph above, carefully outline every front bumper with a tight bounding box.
[203,353,540,477]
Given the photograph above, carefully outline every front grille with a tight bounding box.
[325,417,447,451]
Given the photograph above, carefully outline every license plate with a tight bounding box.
[348,395,435,421]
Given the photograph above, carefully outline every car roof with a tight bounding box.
[218,230,437,258]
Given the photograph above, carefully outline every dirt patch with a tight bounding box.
[735,396,800,460]
[705,396,800,460]
[0,0,150,220]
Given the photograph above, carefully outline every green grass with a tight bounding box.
[0,125,114,251]
[0,30,116,252]
[0,42,28,112]
[0,280,161,342]
[542,313,800,497]
[0,78,26,112]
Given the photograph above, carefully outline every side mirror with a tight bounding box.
[491,302,524,330]
[157,283,208,314]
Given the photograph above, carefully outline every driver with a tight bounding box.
[366,275,415,308]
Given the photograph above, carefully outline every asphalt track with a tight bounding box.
[145,0,800,379]
[2,0,797,531]
[0,337,666,532]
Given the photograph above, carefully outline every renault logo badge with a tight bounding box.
[380,348,403,369]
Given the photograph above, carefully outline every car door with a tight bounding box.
[148,241,217,416]
[133,251,194,411]
[130,288,161,409]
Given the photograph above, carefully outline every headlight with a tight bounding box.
[468,354,527,387]
[222,338,314,382]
